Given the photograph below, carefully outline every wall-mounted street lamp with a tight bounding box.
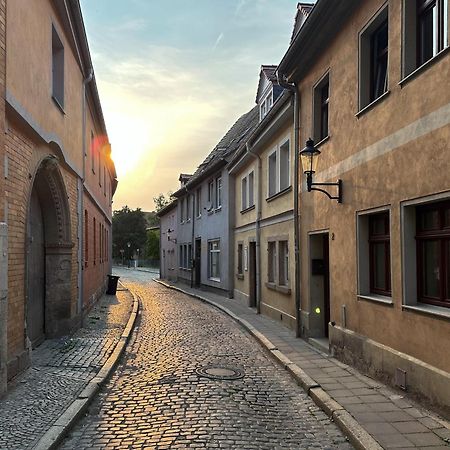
[300,138,342,203]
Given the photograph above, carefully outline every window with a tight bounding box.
[84,210,88,267]
[241,171,255,211]
[208,240,220,280]
[268,241,276,283]
[237,243,243,275]
[188,243,192,269]
[416,201,450,307]
[186,195,191,221]
[259,92,273,121]
[216,177,222,209]
[241,177,247,210]
[278,241,289,286]
[99,223,102,263]
[369,212,391,295]
[313,74,329,142]
[52,26,64,108]
[208,180,214,210]
[180,198,184,223]
[179,245,184,268]
[104,170,106,196]
[196,187,202,218]
[357,208,392,301]
[268,151,277,197]
[91,131,95,173]
[267,138,291,198]
[359,7,389,109]
[403,0,448,76]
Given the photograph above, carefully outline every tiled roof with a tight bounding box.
[291,2,314,43]
[261,65,278,83]
[189,106,259,183]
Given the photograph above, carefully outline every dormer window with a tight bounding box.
[260,92,273,120]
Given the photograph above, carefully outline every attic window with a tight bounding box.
[260,92,273,121]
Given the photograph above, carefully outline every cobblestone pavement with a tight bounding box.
[0,288,133,450]
[60,269,352,449]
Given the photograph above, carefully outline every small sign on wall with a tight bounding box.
[244,246,248,271]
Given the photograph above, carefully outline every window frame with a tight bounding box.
[215,176,222,209]
[241,169,255,211]
[237,243,243,276]
[369,212,391,296]
[208,239,221,281]
[196,187,202,218]
[267,136,291,199]
[312,72,330,143]
[416,200,450,308]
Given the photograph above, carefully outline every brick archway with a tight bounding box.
[26,157,74,345]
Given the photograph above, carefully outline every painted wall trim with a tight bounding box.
[316,101,450,182]
[235,211,294,233]
[6,91,82,179]
[261,301,297,321]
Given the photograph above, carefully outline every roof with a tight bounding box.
[278,0,360,82]
[291,3,315,43]
[256,65,279,103]
[261,65,278,83]
[173,106,259,196]
[156,200,178,218]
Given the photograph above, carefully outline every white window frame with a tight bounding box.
[196,187,202,218]
[186,195,191,222]
[241,169,255,211]
[267,135,291,199]
[215,176,222,209]
[208,239,221,281]
[207,180,214,211]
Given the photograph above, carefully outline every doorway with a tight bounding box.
[26,158,73,345]
[195,238,201,287]
[27,190,45,348]
[309,233,330,339]
[248,242,257,308]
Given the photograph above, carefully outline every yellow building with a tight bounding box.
[230,67,298,330]
[278,0,450,408]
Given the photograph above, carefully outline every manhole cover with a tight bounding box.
[196,365,244,380]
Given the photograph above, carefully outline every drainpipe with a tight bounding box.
[247,143,262,314]
[187,188,195,289]
[278,75,301,337]
[79,68,94,321]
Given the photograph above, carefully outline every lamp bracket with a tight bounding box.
[308,179,342,203]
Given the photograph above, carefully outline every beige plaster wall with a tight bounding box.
[298,0,450,372]
[7,0,84,172]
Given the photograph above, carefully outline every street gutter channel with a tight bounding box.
[32,284,140,450]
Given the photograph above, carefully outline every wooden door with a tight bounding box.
[27,190,45,348]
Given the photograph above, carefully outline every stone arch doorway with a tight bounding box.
[26,157,73,348]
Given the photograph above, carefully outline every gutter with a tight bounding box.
[246,143,262,315]
[277,73,302,338]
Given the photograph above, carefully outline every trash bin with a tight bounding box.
[106,275,120,295]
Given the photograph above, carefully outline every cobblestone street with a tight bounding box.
[60,269,352,449]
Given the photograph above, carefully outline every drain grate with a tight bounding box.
[196,365,244,381]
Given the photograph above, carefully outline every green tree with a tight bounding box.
[145,229,160,260]
[112,206,147,260]
[153,192,173,212]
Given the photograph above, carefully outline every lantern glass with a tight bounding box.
[300,140,320,174]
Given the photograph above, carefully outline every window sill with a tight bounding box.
[265,282,291,295]
[240,205,255,214]
[236,274,244,280]
[315,135,330,148]
[196,215,201,220]
[209,277,221,283]
[214,206,222,213]
[52,95,66,115]
[356,90,390,118]
[399,46,450,88]
[358,294,393,306]
[266,186,292,203]
[402,304,450,320]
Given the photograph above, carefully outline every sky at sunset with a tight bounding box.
[80,0,305,211]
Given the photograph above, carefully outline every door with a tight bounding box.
[27,190,45,348]
[195,239,201,287]
[249,242,257,307]
[322,234,330,338]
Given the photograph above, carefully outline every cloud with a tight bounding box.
[213,32,224,51]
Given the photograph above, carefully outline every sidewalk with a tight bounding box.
[156,279,450,450]
[0,286,137,450]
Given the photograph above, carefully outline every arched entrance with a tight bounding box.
[26,157,73,347]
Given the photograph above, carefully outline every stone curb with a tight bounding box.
[154,279,383,450]
[32,287,140,450]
